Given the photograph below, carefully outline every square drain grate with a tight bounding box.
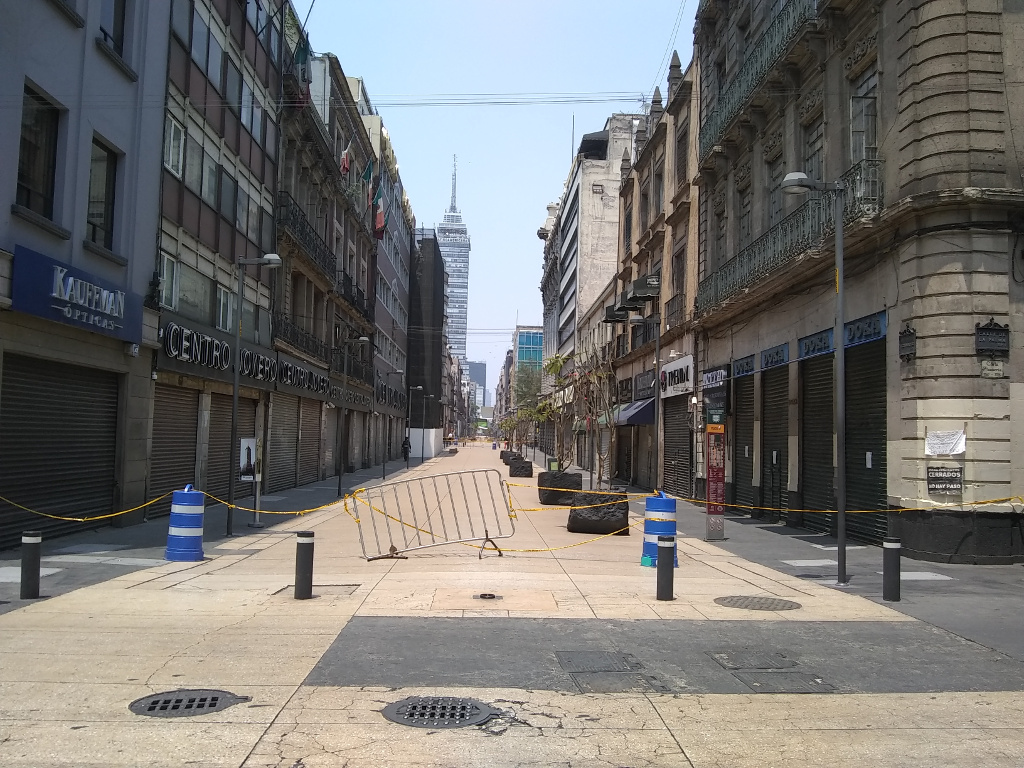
[732,672,836,694]
[708,650,798,670]
[129,689,250,718]
[555,651,644,673]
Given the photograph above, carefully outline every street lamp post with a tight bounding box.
[227,253,281,537]
[783,171,848,585]
[336,335,370,497]
[382,369,404,479]
[630,313,662,491]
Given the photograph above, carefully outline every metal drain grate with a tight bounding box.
[714,596,802,611]
[381,696,499,729]
[732,671,836,693]
[129,689,250,718]
[709,650,798,670]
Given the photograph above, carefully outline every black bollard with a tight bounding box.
[20,531,41,600]
[656,535,675,601]
[882,537,901,602]
[294,532,314,600]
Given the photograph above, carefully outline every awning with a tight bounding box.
[596,405,625,427]
[615,398,655,426]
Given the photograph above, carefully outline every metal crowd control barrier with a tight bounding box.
[354,469,515,560]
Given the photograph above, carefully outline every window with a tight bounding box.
[653,162,664,214]
[17,86,59,219]
[225,60,241,115]
[675,127,688,191]
[216,285,235,332]
[207,34,224,89]
[738,190,751,251]
[100,0,127,55]
[201,150,218,207]
[178,262,212,323]
[184,135,202,194]
[241,83,252,129]
[247,194,260,242]
[804,116,824,186]
[851,67,878,165]
[265,117,277,160]
[623,204,632,253]
[219,167,236,219]
[190,12,208,71]
[715,211,728,267]
[640,177,650,230]
[767,156,783,228]
[164,115,184,177]
[261,205,274,251]
[171,0,191,44]
[86,139,117,249]
[161,253,179,309]
[250,96,263,144]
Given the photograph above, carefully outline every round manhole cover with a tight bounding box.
[128,689,250,718]
[381,696,499,728]
[715,596,802,611]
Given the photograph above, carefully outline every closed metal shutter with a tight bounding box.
[0,355,119,547]
[597,429,612,484]
[636,424,655,490]
[298,398,322,486]
[662,397,692,500]
[733,375,755,513]
[150,384,200,518]
[208,393,257,501]
[615,426,632,483]
[760,367,789,514]
[845,340,888,543]
[801,355,835,534]
[269,393,299,492]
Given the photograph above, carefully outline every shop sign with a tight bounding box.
[761,343,789,369]
[706,424,726,540]
[927,466,963,494]
[634,369,657,400]
[732,355,755,377]
[277,353,330,400]
[12,245,143,343]
[845,312,887,347]
[163,321,231,371]
[660,355,694,398]
[798,329,834,358]
[376,377,408,410]
[701,364,730,424]
[158,316,277,390]
[975,318,1010,358]
[617,377,633,404]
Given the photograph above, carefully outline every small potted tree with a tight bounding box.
[537,354,583,504]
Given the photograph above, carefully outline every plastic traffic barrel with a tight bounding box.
[165,484,205,562]
[640,491,677,567]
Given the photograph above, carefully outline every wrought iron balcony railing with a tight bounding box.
[614,332,629,359]
[698,0,817,161]
[695,159,883,316]
[277,191,338,285]
[273,313,329,363]
[665,294,686,328]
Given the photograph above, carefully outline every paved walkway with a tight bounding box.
[1,444,1022,767]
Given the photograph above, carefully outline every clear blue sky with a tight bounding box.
[293,0,697,399]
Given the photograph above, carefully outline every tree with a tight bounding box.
[514,363,541,410]
[578,342,618,489]
[542,353,576,471]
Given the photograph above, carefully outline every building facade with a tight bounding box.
[0,0,171,547]
[692,0,1024,560]
[437,158,470,364]
[409,228,446,458]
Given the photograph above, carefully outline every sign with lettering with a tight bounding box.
[927,466,963,494]
[799,329,834,359]
[701,364,730,424]
[975,318,1010,358]
[844,312,887,347]
[157,315,277,391]
[277,352,331,400]
[12,245,143,342]
[617,377,633,404]
[634,369,657,400]
[705,427,726,541]
[761,343,789,369]
[660,355,694,398]
[732,355,755,377]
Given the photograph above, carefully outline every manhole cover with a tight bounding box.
[732,671,836,693]
[129,689,250,718]
[555,651,643,673]
[714,596,802,611]
[708,650,798,670]
[381,696,499,728]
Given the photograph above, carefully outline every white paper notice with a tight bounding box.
[925,429,966,456]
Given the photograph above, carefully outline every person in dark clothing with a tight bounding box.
[401,436,411,462]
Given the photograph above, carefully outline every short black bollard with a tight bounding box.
[656,535,675,601]
[294,532,314,600]
[20,531,42,600]
[882,536,901,602]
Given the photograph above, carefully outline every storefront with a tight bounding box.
[268,353,331,492]
[0,245,147,546]
[660,355,694,500]
[631,369,658,490]
[613,376,633,483]
[798,330,835,532]
[760,344,789,518]
[731,355,755,513]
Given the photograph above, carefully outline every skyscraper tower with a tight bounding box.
[436,155,470,363]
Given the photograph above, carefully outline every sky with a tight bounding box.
[293,0,697,400]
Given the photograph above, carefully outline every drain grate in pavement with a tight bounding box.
[571,672,675,694]
[555,651,644,673]
[708,650,798,670]
[732,671,836,694]
[714,596,802,611]
[129,689,251,718]
[381,696,499,728]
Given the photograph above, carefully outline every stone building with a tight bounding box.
[692,0,1023,560]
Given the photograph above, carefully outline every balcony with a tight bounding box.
[614,332,629,359]
[698,0,818,161]
[273,313,329,364]
[695,158,883,316]
[665,294,686,328]
[338,272,373,323]
[331,349,373,386]
[277,191,338,286]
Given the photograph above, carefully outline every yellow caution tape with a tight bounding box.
[0,492,173,523]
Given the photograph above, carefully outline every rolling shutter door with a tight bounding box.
[733,376,754,513]
[760,368,789,514]
[615,426,632,483]
[0,355,119,547]
[845,340,888,543]
[298,398,322,486]
[269,393,299,492]
[149,385,200,518]
[208,393,257,501]
[662,397,691,500]
[801,355,835,534]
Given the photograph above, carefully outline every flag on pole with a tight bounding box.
[375,201,392,240]
[339,136,353,174]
